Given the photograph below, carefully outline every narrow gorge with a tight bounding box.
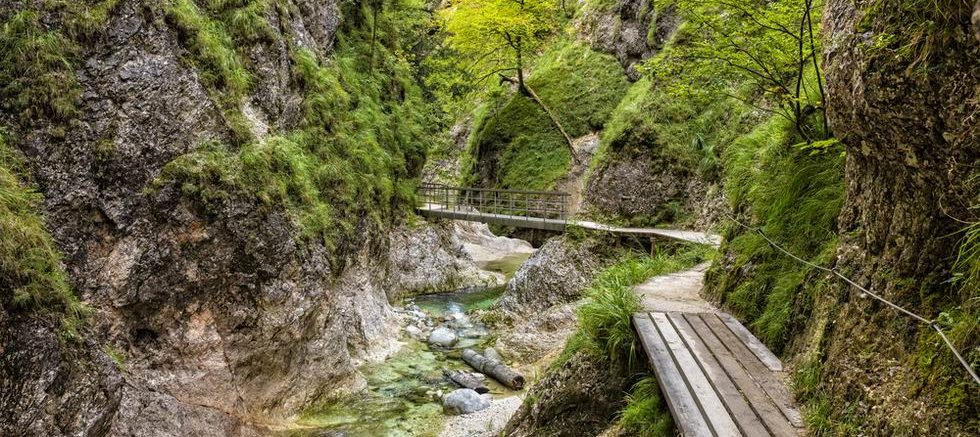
[1,0,978,436]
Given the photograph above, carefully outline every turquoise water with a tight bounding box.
[290,252,531,436]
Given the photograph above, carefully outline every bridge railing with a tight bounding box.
[419,183,570,221]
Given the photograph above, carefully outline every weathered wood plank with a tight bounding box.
[668,313,772,437]
[718,312,783,372]
[633,314,713,437]
[651,312,742,436]
[685,313,799,436]
[701,314,804,428]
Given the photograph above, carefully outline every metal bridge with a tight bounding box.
[417,183,722,246]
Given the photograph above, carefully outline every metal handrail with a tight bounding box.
[419,183,570,221]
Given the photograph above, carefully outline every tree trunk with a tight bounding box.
[461,349,525,390]
[443,368,490,394]
[509,36,579,164]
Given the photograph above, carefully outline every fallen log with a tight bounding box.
[461,348,525,390]
[443,368,490,394]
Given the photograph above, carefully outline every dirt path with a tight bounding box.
[633,262,715,313]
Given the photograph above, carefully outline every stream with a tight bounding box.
[289,253,531,437]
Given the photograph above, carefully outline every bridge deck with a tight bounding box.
[417,205,721,246]
[633,311,804,436]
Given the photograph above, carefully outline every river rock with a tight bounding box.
[443,389,491,415]
[428,327,458,347]
[405,325,424,339]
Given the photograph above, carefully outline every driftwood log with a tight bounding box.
[461,349,525,390]
[443,369,490,394]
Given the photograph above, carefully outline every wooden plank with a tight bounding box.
[718,312,783,372]
[685,313,799,437]
[651,312,743,437]
[668,313,772,437]
[633,314,713,437]
[701,314,804,428]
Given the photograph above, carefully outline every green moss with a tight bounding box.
[0,131,85,340]
[0,10,81,121]
[156,0,432,256]
[0,1,124,123]
[105,343,126,370]
[594,66,750,183]
[859,0,972,74]
[464,41,629,190]
[708,116,843,353]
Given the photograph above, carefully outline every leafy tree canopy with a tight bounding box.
[441,0,557,85]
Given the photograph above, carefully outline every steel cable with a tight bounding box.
[723,213,980,387]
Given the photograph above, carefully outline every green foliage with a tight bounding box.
[0,10,80,121]
[574,245,713,367]
[859,0,974,74]
[618,377,674,436]
[0,0,122,122]
[105,343,126,370]
[0,132,85,339]
[463,42,628,190]
[594,73,750,183]
[157,0,432,255]
[164,0,256,144]
[442,0,558,81]
[668,0,829,140]
[205,0,276,44]
[708,116,843,353]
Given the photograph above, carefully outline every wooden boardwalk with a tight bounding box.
[633,311,804,436]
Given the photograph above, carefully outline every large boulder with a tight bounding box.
[504,350,632,436]
[428,327,459,347]
[492,236,614,320]
[443,389,492,415]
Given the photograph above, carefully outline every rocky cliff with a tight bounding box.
[0,0,451,435]
[804,0,980,432]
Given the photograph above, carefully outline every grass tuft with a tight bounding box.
[619,377,674,436]
[0,131,85,340]
[567,244,714,368]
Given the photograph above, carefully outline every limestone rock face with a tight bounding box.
[813,0,980,433]
[504,350,631,436]
[387,221,504,298]
[0,314,123,436]
[495,303,577,363]
[0,1,450,435]
[575,0,680,79]
[492,236,612,320]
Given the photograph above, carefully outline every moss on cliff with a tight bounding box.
[156,0,431,254]
[705,116,843,353]
[0,132,84,339]
[0,0,122,122]
[462,41,629,190]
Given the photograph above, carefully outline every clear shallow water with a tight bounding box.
[289,252,531,437]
